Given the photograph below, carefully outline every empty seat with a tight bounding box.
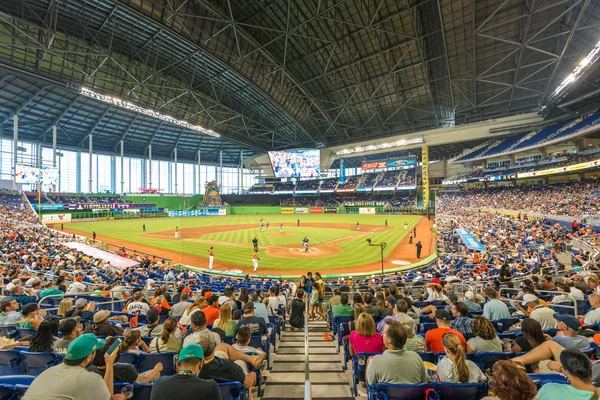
[431,382,488,400]
[20,351,63,376]
[0,350,23,375]
[138,352,176,375]
[369,382,430,400]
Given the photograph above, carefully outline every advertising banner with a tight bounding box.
[295,207,309,214]
[42,213,72,224]
[281,207,295,214]
[324,208,338,214]
[362,158,416,171]
[309,207,323,214]
[32,204,64,211]
[362,161,387,171]
[359,207,376,214]
[455,228,485,252]
[339,158,346,183]
[517,158,600,178]
[168,209,226,217]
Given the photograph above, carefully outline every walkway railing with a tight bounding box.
[304,293,311,400]
[37,291,129,312]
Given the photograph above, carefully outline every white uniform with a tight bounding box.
[252,258,259,271]
[209,255,214,269]
[175,229,180,238]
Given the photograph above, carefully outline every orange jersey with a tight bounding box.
[209,250,214,257]
[253,252,259,259]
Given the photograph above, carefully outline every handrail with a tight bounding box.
[498,287,578,314]
[37,292,129,312]
[304,293,311,400]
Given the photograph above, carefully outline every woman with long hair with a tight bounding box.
[511,318,547,372]
[482,360,536,400]
[437,333,486,383]
[467,316,503,353]
[289,288,305,330]
[149,317,182,353]
[349,304,366,332]
[57,298,73,318]
[29,317,59,352]
[214,303,237,336]
[120,329,150,354]
[19,303,44,329]
[179,297,206,326]
[348,313,384,356]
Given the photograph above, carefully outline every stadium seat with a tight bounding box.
[337,322,351,353]
[417,351,436,364]
[0,326,17,339]
[0,376,35,400]
[131,382,154,400]
[0,350,24,375]
[0,384,14,400]
[494,318,519,333]
[352,352,382,396]
[138,352,176,375]
[16,328,37,340]
[431,382,488,400]
[119,352,139,368]
[218,381,248,400]
[332,316,353,338]
[368,382,430,400]
[20,351,63,376]
[476,352,514,371]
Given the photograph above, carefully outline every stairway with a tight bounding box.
[261,319,356,400]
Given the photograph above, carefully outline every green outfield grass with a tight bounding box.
[65,214,421,271]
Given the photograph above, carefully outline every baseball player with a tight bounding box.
[303,236,309,252]
[279,223,283,233]
[252,251,260,272]
[356,222,360,231]
[266,222,270,231]
[260,221,264,232]
[403,222,408,230]
[208,247,215,269]
[252,237,259,252]
[175,226,180,238]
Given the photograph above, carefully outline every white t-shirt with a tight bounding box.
[66,282,86,294]
[584,308,600,326]
[127,301,150,315]
[529,306,558,330]
[569,287,585,301]
[218,296,228,306]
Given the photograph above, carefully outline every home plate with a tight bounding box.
[391,260,411,265]
[289,248,319,253]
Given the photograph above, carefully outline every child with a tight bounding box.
[232,326,263,355]
[310,281,324,320]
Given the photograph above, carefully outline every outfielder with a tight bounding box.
[279,223,283,233]
[175,226,180,238]
[208,247,215,269]
[252,251,260,271]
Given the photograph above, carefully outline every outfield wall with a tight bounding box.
[123,194,203,209]
[229,205,283,214]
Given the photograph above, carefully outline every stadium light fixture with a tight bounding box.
[73,86,221,138]
[550,39,600,100]
[336,137,424,156]
[366,239,387,280]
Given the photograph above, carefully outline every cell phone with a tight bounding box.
[107,339,122,356]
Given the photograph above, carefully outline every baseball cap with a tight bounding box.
[435,309,451,321]
[59,317,81,335]
[464,291,475,300]
[447,293,458,303]
[521,294,538,306]
[243,302,255,312]
[182,287,191,294]
[21,303,39,315]
[75,298,87,308]
[93,310,111,323]
[554,313,581,331]
[65,333,106,360]
[146,308,160,323]
[177,344,205,363]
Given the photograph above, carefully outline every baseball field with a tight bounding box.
[60,213,435,277]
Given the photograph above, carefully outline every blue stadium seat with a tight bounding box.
[352,352,382,396]
[431,382,488,400]
[16,328,37,340]
[332,316,353,337]
[337,322,351,353]
[368,382,430,400]
[0,350,24,375]
[20,351,63,376]
[119,352,139,368]
[0,375,35,400]
[494,318,519,333]
[218,381,247,400]
[0,384,14,400]
[138,352,176,375]
[0,326,18,339]
[131,382,153,400]
[417,351,436,364]
[476,352,514,371]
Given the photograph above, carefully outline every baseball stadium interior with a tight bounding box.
[3,0,600,399]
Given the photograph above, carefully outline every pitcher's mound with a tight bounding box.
[266,245,342,258]
[268,232,295,236]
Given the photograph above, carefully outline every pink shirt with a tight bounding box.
[349,330,384,354]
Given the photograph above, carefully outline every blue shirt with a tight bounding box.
[483,299,511,321]
[450,316,474,335]
[537,382,596,400]
[462,300,482,313]
[3,295,37,309]
[552,335,591,351]
[253,301,269,325]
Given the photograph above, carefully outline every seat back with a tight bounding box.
[417,352,436,363]
[0,326,17,339]
[431,382,488,400]
[371,382,430,400]
[0,384,14,400]
[332,316,353,336]
[16,328,37,340]
[0,350,24,375]
[218,381,246,400]
[138,352,176,375]
[20,352,61,376]
[119,352,139,368]
[131,382,154,400]
[476,352,514,371]
[494,318,519,333]
[0,375,35,398]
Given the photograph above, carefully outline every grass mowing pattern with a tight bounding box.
[66,214,421,271]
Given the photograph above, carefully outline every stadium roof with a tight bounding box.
[0,0,600,162]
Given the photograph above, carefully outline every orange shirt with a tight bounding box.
[150,297,172,309]
[424,327,467,353]
[209,250,214,257]
[203,305,220,325]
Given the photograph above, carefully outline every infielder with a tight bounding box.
[208,247,215,269]
[266,222,270,231]
[252,251,260,271]
[175,226,180,238]
[356,222,360,231]
[279,223,283,233]
[303,236,309,252]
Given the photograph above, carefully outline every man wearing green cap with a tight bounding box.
[23,333,124,400]
[150,344,220,400]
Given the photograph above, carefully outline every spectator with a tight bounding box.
[136,308,163,338]
[126,291,150,315]
[20,302,44,329]
[349,313,384,356]
[66,277,87,295]
[467,316,504,353]
[540,276,556,291]
[450,302,474,335]
[84,310,124,336]
[149,344,220,400]
[328,288,341,309]
[462,291,482,313]
[363,293,380,318]
[536,349,599,400]
[183,310,222,347]
[551,314,590,351]
[170,292,192,317]
[54,317,83,354]
[57,298,74,318]
[5,285,37,309]
[584,293,600,326]
[267,286,285,314]
[39,281,63,300]
[377,299,416,334]
[522,295,557,330]
[22,333,121,400]
[72,298,95,320]
[232,326,263,355]
[425,310,467,353]
[0,299,21,326]
[397,310,425,352]
[222,289,239,310]
[510,318,547,372]
[121,329,150,354]
[251,293,270,325]
[332,294,354,317]
[89,336,162,384]
[179,297,206,326]
[149,317,183,353]
[29,317,60,352]
[552,283,578,303]
[366,319,426,385]
[214,303,237,337]
[483,287,511,320]
[481,360,537,400]
[236,302,268,337]
[289,288,305,331]
[437,333,486,383]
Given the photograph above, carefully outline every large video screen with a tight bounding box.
[268,150,320,178]
[16,165,59,185]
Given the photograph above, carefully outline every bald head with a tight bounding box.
[590,294,600,308]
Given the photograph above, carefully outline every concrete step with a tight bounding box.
[276,347,338,355]
[277,343,336,349]
[266,371,349,383]
[261,382,353,399]
[273,354,343,362]
[270,362,344,372]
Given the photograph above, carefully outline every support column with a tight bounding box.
[52,125,57,192]
[13,114,18,191]
[120,140,124,194]
[148,144,152,189]
[174,147,178,194]
[219,150,223,188]
[238,150,243,194]
[128,157,132,193]
[197,150,201,195]
[422,145,430,212]
[88,134,93,193]
[37,142,43,193]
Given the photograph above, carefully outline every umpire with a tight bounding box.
[252,236,258,252]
